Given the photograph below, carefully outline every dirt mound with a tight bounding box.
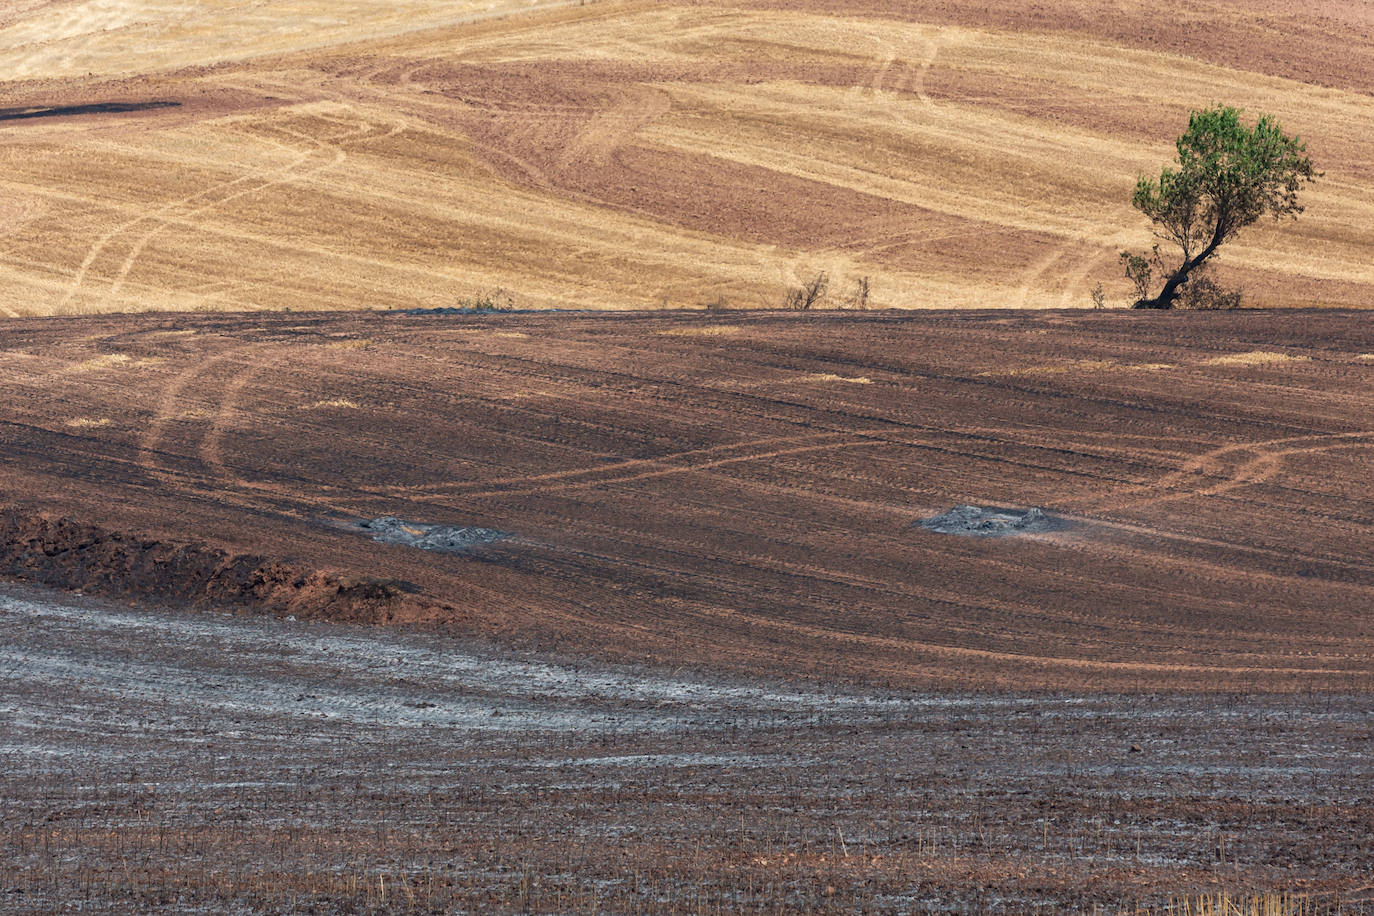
[357,517,510,552]
[918,505,1061,537]
[0,508,423,624]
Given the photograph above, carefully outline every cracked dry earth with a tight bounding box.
[3,587,1372,914]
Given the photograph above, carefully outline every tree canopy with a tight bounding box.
[1127,105,1316,309]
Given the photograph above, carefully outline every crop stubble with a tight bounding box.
[0,0,1372,315]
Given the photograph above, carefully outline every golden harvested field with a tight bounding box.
[2,0,1373,316]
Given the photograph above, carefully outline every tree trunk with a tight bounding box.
[1134,233,1225,311]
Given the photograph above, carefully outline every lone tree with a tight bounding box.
[1125,105,1316,309]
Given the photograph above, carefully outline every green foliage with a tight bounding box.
[1126,105,1315,309]
[1119,246,1159,302]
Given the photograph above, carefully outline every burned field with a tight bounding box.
[4,588,1372,913]
[1,308,1371,692]
[1,308,1373,910]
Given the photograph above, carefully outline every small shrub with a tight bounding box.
[1176,268,1243,310]
[1120,246,1162,303]
[843,276,872,310]
[457,288,515,312]
[1090,282,1106,310]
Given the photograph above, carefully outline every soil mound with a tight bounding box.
[0,508,421,624]
[357,517,509,553]
[918,505,1061,537]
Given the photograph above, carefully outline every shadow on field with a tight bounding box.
[0,101,181,122]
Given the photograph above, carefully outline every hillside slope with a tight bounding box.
[0,0,1371,314]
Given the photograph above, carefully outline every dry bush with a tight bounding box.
[784,272,829,310]
[457,288,516,312]
[843,276,872,310]
[1177,268,1243,310]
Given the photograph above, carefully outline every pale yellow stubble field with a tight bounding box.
[0,0,1370,317]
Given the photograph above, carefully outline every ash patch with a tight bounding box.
[918,505,1063,538]
[357,517,510,553]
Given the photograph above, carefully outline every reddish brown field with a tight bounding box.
[2,309,1372,693]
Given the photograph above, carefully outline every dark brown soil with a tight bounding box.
[0,508,418,623]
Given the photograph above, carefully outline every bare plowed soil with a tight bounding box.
[2,0,1373,314]
[2,309,1372,692]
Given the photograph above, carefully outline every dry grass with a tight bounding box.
[64,417,110,428]
[61,354,163,373]
[1203,351,1311,367]
[657,325,741,337]
[0,2,1371,315]
[323,339,372,350]
[1136,893,1337,916]
[801,372,873,384]
[298,398,360,410]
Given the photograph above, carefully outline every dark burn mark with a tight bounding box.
[0,100,181,123]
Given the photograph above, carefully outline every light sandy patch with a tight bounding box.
[299,399,360,410]
[146,330,198,339]
[0,0,591,80]
[1202,351,1310,367]
[658,326,740,338]
[801,373,872,385]
[64,417,110,429]
[1357,354,1374,361]
[63,354,164,373]
[493,332,529,339]
[176,408,213,420]
[324,339,371,350]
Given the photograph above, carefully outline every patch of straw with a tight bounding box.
[299,399,360,410]
[1203,350,1309,367]
[657,325,739,337]
[801,373,872,384]
[65,417,111,429]
[63,354,163,373]
[1135,892,1322,916]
